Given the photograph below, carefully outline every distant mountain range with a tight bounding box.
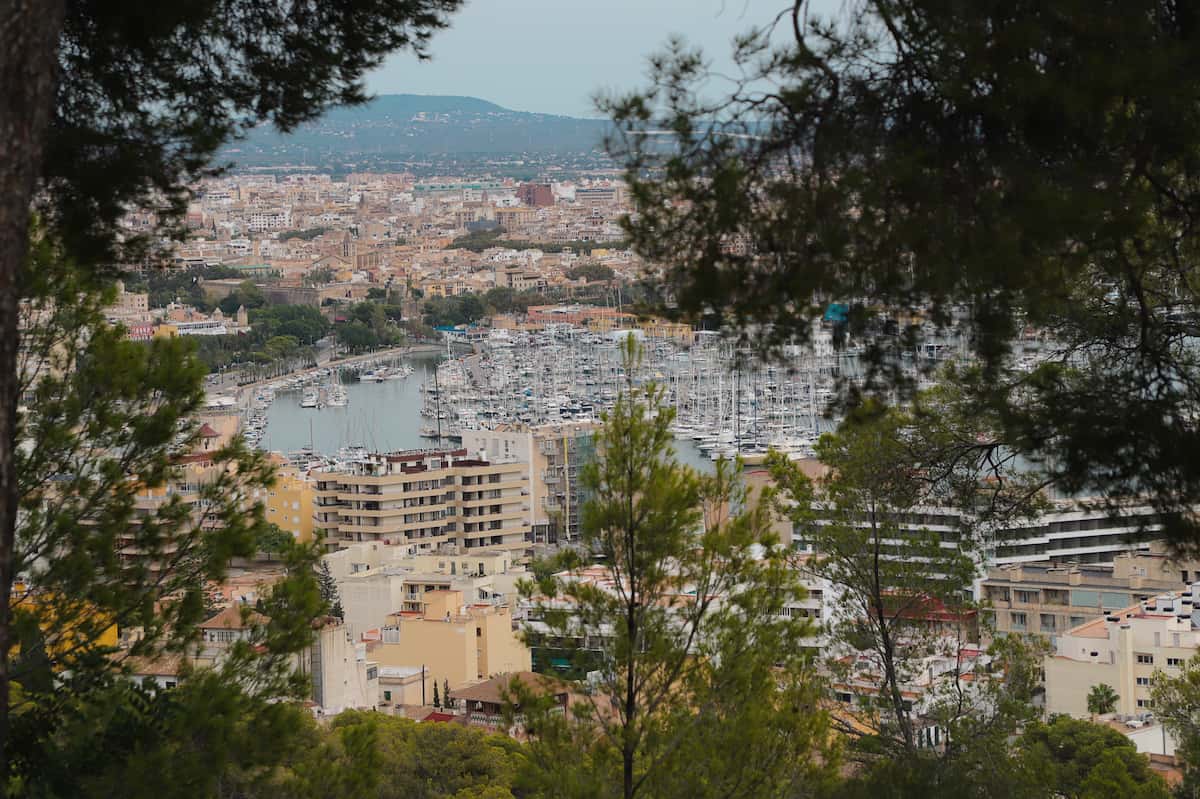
[223,94,610,165]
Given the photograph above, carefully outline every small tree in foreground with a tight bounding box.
[516,338,837,799]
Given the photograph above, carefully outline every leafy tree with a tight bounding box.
[606,0,1200,547]
[1018,716,1169,799]
[768,395,1046,789]
[335,320,377,353]
[432,680,440,709]
[279,711,523,799]
[217,280,267,315]
[303,266,337,287]
[565,263,615,283]
[1087,683,1119,717]
[517,338,836,799]
[316,560,344,621]
[280,227,330,243]
[252,305,330,346]
[25,671,320,799]
[443,678,453,710]
[8,233,324,791]
[256,524,296,560]
[422,294,486,327]
[1151,653,1200,792]
[0,3,463,765]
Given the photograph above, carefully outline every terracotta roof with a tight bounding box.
[125,653,186,677]
[200,604,267,630]
[422,711,457,723]
[198,423,220,438]
[450,672,569,705]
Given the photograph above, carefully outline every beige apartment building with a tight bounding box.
[323,542,528,639]
[1045,589,1200,718]
[981,545,1200,640]
[462,421,597,545]
[367,589,531,708]
[312,448,531,554]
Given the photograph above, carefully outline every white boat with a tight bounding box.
[300,390,318,408]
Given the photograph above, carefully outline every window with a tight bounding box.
[1010,611,1027,630]
[1137,653,1155,665]
[476,627,482,638]
[383,690,392,702]
[366,667,378,681]
[1137,699,1155,709]
[1168,657,1184,667]
[1070,616,1086,628]
[1014,590,1038,604]
[1136,677,1150,686]
[164,680,177,689]
[1039,614,1057,631]
[1184,571,1191,584]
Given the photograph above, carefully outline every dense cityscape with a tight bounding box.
[4,1,1200,797]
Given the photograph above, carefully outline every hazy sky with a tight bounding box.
[368,0,845,117]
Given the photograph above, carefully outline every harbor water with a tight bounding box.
[258,351,715,472]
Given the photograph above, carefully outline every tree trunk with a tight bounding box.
[0,0,67,773]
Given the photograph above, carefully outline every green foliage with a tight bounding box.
[517,338,836,799]
[607,1,1200,547]
[303,266,337,287]
[123,265,241,310]
[1018,716,1169,799]
[275,712,523,799]
[279,227,330,242]
[423,295,486,328]
[34,0,463,275]
[1086,683,1119,716]
[449,229,628,254]
[1152,653,1200,792]
[769,397,1045,774]
[10,233,324,791]
[332,302,405,353]
[316,560,343,621]
[189,304,329,374]
[24,671,318,799]
[482,287,531,316]
[217,280,267,315]
[564,263,614,283]
[256,524,295,559]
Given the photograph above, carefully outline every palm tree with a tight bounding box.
[1087,683,1119,716]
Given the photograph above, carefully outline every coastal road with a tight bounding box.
[207,343,450,407]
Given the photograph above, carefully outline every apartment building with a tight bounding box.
[323,542,528,639]
[784,501,1168,572]
[1045,588,1200,718]
[312,448,531,555]
[367,589,531,708]
[194,605,379,716]
[981,545,1200,640]
[256,463,315,543]
[461,421,597,544]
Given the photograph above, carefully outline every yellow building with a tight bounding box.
[367,589,531,705]
[261,464,315,543]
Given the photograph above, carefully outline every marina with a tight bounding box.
[242,318,1003,469]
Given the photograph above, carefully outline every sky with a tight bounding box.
[367,0,845,118]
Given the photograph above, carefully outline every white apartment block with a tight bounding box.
[1045,587,1200,718]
